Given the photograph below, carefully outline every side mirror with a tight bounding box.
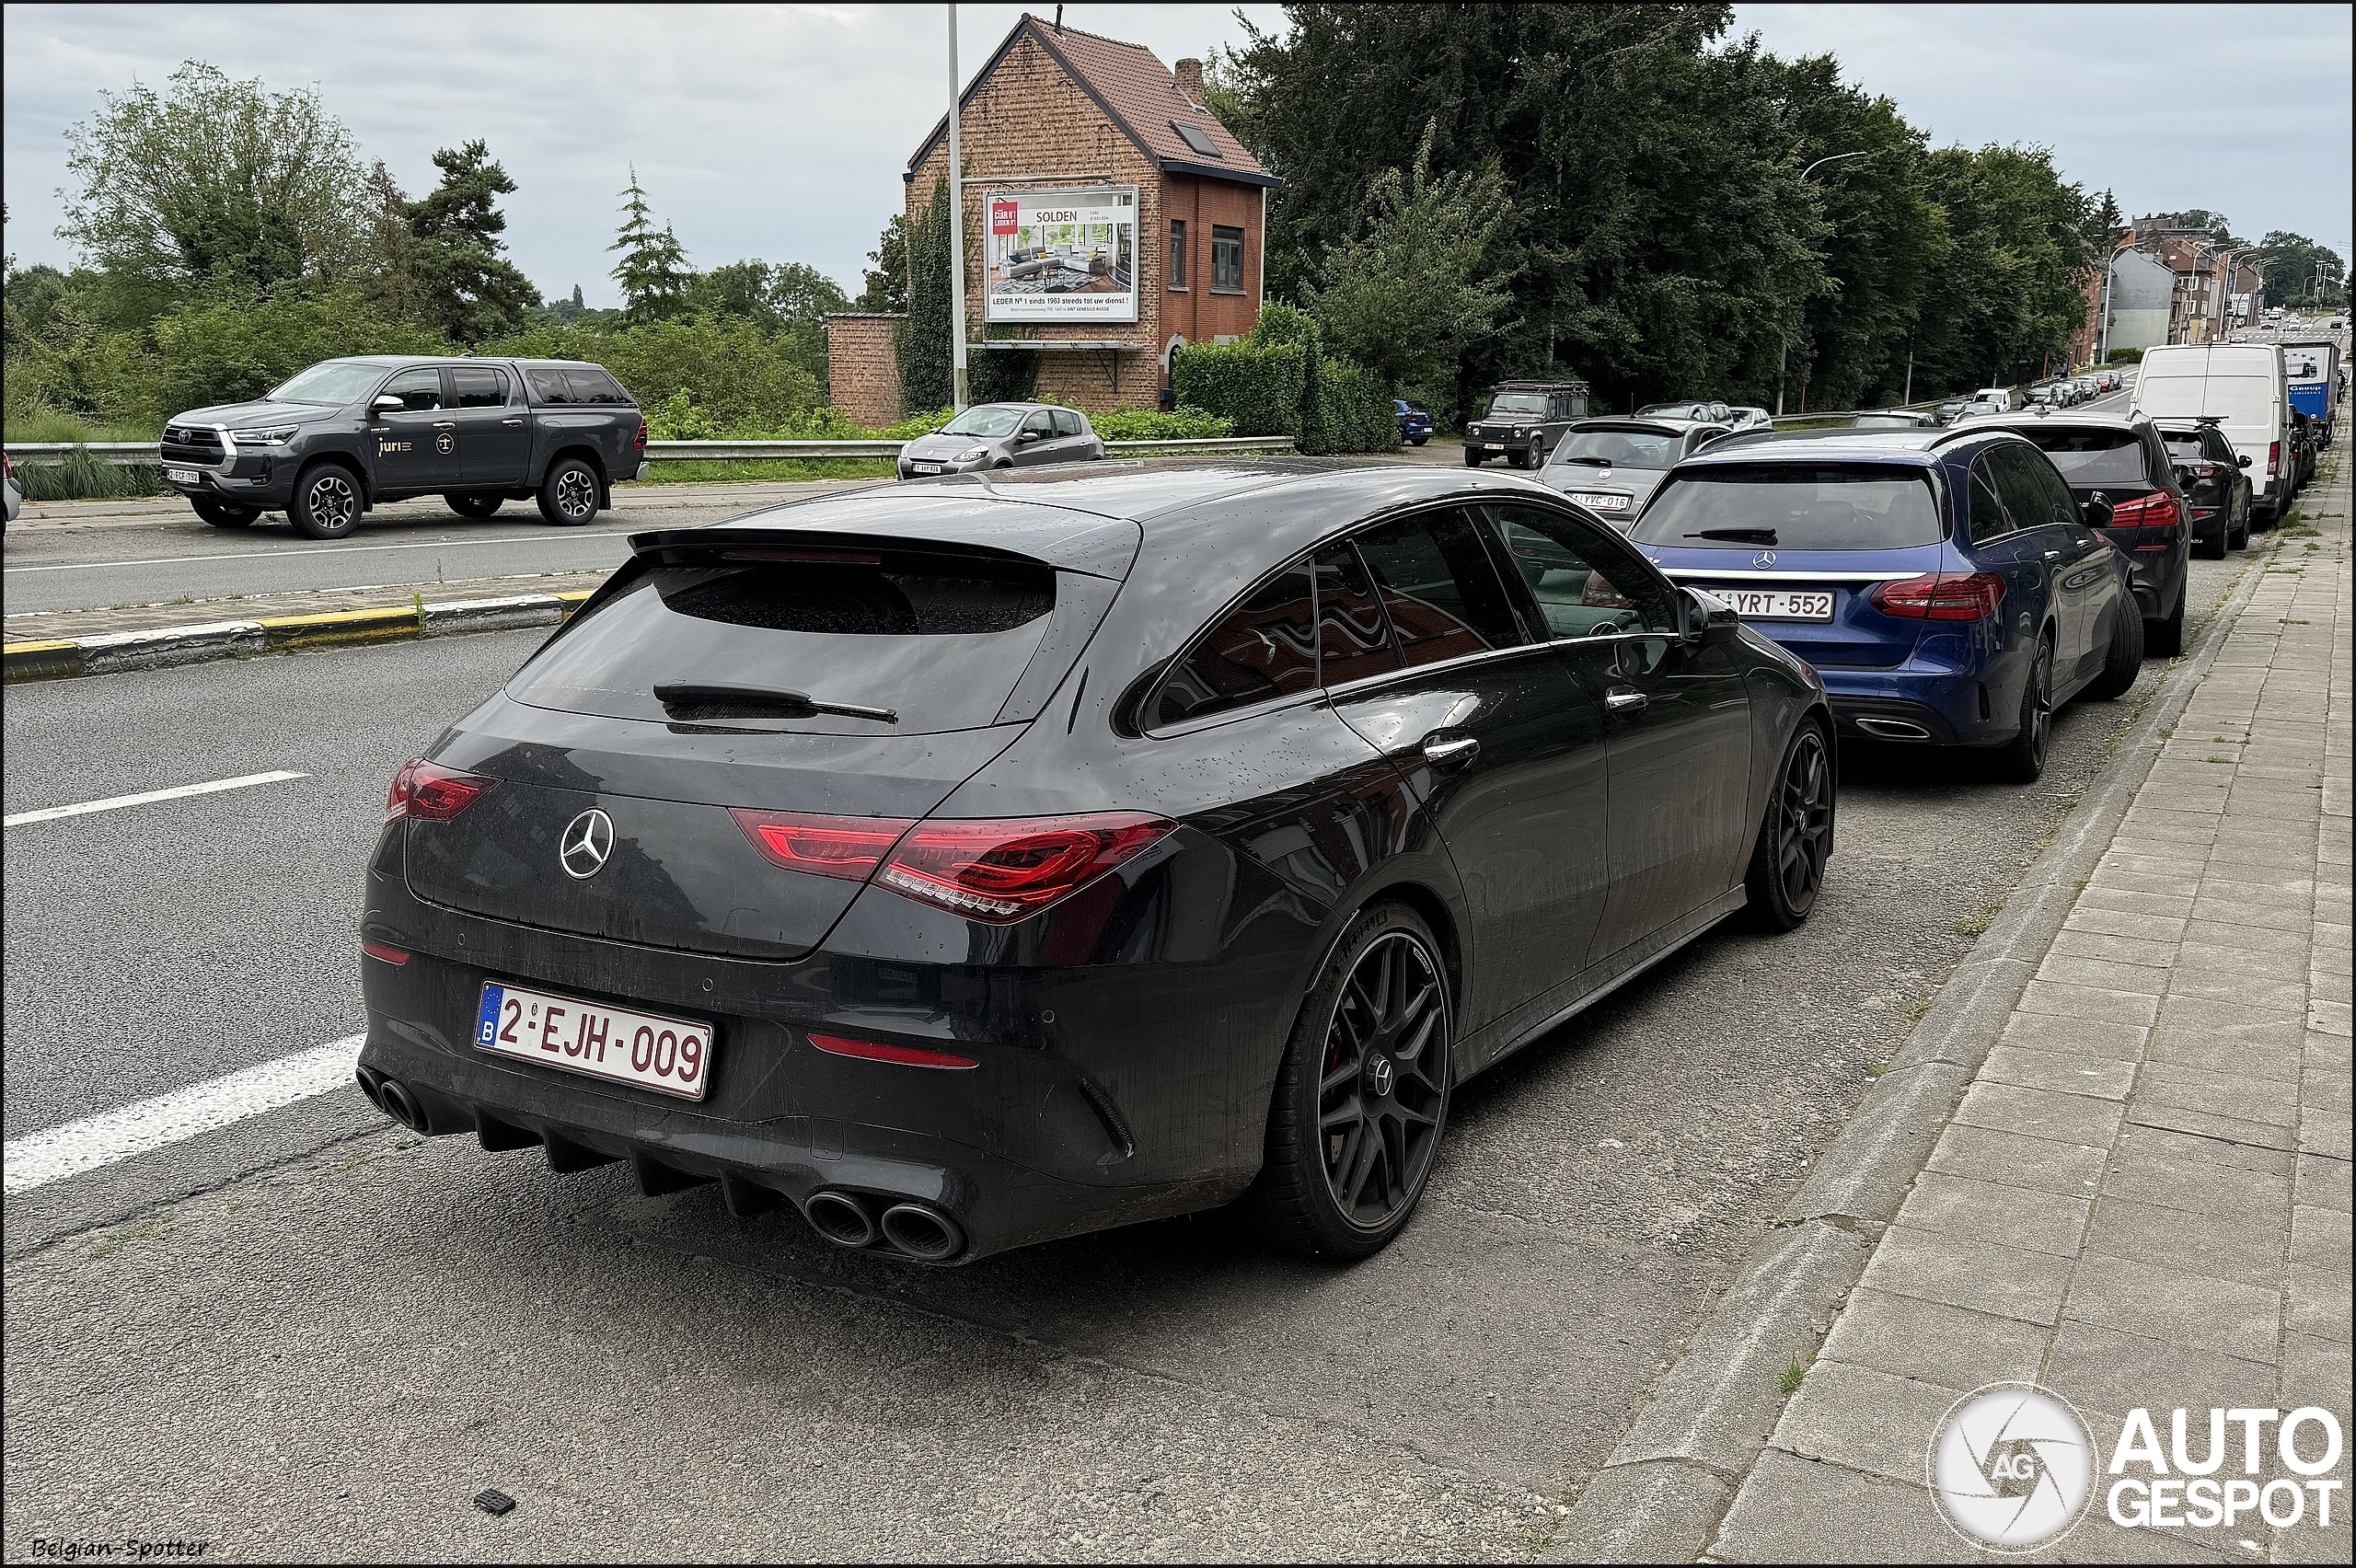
[2236,454,2252,468]
[1678,586,1732,643]
[371,394,405,414]
[2080,498,2115,528]
[1016,429,1042,444]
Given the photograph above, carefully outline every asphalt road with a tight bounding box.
[2,503,2265,1560]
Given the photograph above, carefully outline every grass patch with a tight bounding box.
[5,409,158,444]
[1780,1355,1808,1395]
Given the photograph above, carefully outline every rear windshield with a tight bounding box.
[509,554,1056,735]
[2016,428,2150,486]
[527,366,632,405]
[2160,432,2207,459]
[1547,428,1676,469]
[1632,465,1945,550]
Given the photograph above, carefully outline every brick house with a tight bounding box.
[827,13,1277,417]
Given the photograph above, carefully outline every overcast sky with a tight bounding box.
[5,3,2349,308]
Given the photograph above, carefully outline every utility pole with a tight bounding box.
[946,4,969,412]
[1777,151,1875,418]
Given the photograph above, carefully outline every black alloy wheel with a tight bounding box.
[289,464,361,540]
[1996,632,2054,782]
[1256,905,1450,1259]
[447,492,503,519]
[1745,722,1833,929]
[537,457,600,526]
[2228,499,2249,551]
[2086,599,2146,699]
[191,496,259,529]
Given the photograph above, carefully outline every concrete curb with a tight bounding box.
[3,590,594,683]
[1542,534,2283,1562]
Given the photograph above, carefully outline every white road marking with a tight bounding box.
[4,769,309,827]
[4,1036,366,1194]
[4,528,640,574]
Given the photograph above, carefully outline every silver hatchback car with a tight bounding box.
[896,402,1104,478]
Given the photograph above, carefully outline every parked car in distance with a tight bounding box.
[2154,417,2253,559]
[1852,410,1940,430]
[1725,406,1774,433]
[2025,383,2060,409]
[1975,386,2016,412]
[1953,398,2006,421]
[896,403,1103,479]
[1394,400,1435,446]
[1535,417,1729,523]
[358,460,1836,1265]
[2131,343,2292,526]
[1627,425,2143,782]
[1463,380,1592,468]
[1973,410,2192,655]
[2097,372,2122,393]
[1934,399,1970,425]
[158,356,647,539]
[1637,399,1735,423]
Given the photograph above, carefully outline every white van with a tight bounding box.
[2131,344,2290,523]
[1974,386,2015,411]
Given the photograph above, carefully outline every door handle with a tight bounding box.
[2042,548,2063,561]
[501,418,525,427]
[1605,689,1647,714]
[1421,735,1480,768]
[432,421,456,429]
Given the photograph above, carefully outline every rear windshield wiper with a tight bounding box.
[653,683,898,724]
[1687,527,1779,545]
[1558,455,1612,466]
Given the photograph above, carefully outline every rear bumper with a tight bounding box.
[1817,656,2019,748]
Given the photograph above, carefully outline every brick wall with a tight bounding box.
[825,314,905,427]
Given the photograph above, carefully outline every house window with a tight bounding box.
[1211,225,1244,294]
[1170,220,1187,289]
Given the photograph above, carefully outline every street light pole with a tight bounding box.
[946,4,969,412]
[1778,151,1875,418]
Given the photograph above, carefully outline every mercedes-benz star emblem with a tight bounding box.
[1752,549,1778,569]
[559,809,614,880]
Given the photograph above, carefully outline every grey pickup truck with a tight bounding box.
[159,355,648,538]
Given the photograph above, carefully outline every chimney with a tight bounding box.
[1174,58,1205,106]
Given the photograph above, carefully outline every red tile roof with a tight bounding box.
[907,13,1276,187]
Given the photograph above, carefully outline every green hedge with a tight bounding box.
[2105,346,2144,363]
[1302,356,1398,455]
[1172,341,1306,436]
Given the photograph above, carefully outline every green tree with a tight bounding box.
[895,179,953,412]
[1302,120,1514,398]
[857,214,910,312]
[609,167,693,320]
[2258,233,2346,306]
[404,139,539,342]
[58,61,369,292]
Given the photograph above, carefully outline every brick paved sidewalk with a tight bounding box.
[1708,444,2351,1563]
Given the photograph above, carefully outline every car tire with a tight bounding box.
[2145,594,2185,659]
[1743,719,1834,932]
[2228,503,2249,551]
[288,462,363,540]
[1253,902,1451,1262]
[1462,449,1483,467]
[536,457,600,526]
[1994,630,2056,784]
[1410,436,1429,446]
[2197,529,2227,560]
[446,492,502,519]
[191,497,260,529]
[2085,600,2146,698]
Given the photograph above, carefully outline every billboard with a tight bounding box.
[983,186,1138,324]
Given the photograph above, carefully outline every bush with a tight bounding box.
[2106,346,2143,363]
[481,314,822,432]
[1087,405,1233,441]
[1301,355,1398,455]
[12,446,164,502]
[1172,341,1307,436]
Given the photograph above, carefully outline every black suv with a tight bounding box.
[1463,380,1591,468]
[159,356,648,539]
[2154,418,2253,558]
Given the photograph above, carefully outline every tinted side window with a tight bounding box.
[567,368,631,405]
[1968,456,2015,545]
[1353,509,1528,669]
[1053,409,1085,437]
[381,367,444,410]
[452,366,509,408]
[1490,503,1676,638]
[527,369,573,404]
[1314,543,1399,686]
[1152,561,1317,729]
[1998,444,2076,527]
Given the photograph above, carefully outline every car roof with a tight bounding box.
[676,459,1563,576]
[1679,426,2031,468]
[1971,411,2150,435]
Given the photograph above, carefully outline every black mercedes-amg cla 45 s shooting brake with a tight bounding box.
[357,460,1836,1264]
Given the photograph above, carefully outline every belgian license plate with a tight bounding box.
[475,981,714,1101]
[1483,443,1506,452]
[166,467,201,484]
[911,462,943,475]
[1715,588,1835,622]
[1569,491,1629,511]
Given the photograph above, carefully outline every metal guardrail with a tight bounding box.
[4,434,1298,467]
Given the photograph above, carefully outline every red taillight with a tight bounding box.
[808,1032,976,1070]
[875,813,1175,922]
[634,421,649,451]
[361,939,410,965]
[2109,490,2180,528]
[2268,441,2279,477]
[385,758,497,822]
[731,810,914,880]
[1869,572,2007,621]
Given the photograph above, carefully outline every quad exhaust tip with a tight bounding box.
[369,1073,429,1134]
[805,1190,879,1249]
[879,1202,964,1262]
[1855,717,1932,741]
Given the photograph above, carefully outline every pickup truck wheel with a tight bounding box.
[289,464,362,540]
[446,492,502,519]
[191,497,260,529]
[537,458,599,526]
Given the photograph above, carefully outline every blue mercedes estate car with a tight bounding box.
[1626,427,2144,781]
